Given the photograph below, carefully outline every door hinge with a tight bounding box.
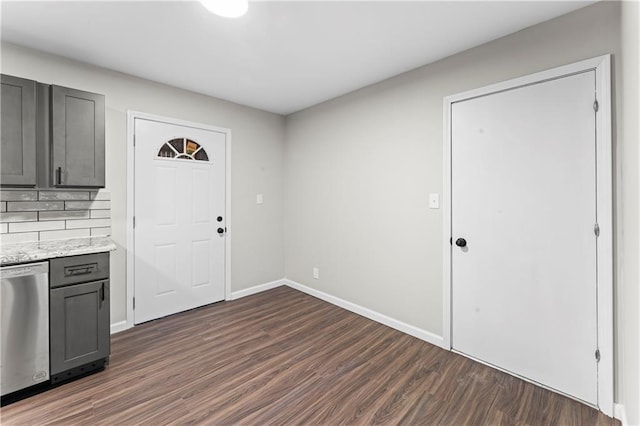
[593,100,599,112]
[594,223,600,237]
[595,348,600,362]
[133,297,135,310]
[133,134,136,146]
[133,216,136,228]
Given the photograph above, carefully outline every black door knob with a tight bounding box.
[217,216,223,222]
[455,238,467,247]
[217,228,225,234]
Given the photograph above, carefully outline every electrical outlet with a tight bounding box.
[313,267,319,279]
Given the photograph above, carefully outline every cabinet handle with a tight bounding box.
[56,167,62,185]
[67,267,92,275]
[64,263,97,276]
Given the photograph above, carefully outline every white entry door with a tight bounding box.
[134,118,226,324]
[451,71,598,404]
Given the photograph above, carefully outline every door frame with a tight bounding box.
[126,111,232,329]
[442,55,613,415]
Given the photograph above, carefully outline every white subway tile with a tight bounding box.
[39,228,91,241]
[39,210,90,221]
[90,190,111,201]
[90,210,110,219]
[0,232,39,244]
[0,189,111,244]
[0,190,38,201]
[39,191,90,201]
[7,201,65,211]
[66,200,111,210]
[9,221,65,233]
[0,212,38,223]
[66,218,111,229]
[90,227,111,237]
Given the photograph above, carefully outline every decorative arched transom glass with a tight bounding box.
[157,138,209,161]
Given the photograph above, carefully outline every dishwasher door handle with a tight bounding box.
[0,262,49,279]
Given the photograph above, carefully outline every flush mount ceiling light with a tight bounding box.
[199,0,248,18]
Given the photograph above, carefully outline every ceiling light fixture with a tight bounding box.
[199,0,248,18]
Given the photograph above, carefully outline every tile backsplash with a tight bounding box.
[0,189,111,244]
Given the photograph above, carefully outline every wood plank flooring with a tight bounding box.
[1,286,618,425]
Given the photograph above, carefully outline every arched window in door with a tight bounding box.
[157,138,209,161]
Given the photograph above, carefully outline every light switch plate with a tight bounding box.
[256,194,263,204]
[429,193,440,209]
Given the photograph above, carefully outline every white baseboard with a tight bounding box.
[615,403,628,426]
[230,279,286,300]
[110,320,129,334]
[117,278,445,350]
[283,279,445,348]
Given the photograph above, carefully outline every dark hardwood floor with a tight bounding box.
[2,286,618,425]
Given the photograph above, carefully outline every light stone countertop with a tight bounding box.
[0,236,116,266]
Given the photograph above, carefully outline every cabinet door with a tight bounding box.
[51,85,105,187]
[1,75,36,187]
[50,280,110,375]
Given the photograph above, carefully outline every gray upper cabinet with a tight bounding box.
[0,75,106,188]
[51,85,105,188]
[1,75,37,187]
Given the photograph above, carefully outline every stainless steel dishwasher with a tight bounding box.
[0,262,50,397]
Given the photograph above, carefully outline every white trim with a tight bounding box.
[110,320,129,334]
[126,112,135,330]
[284,279,445,348]
[594,55,614,417]
[442,94,452,350]
[230,279,285,300]
[614,403,628,426]
[442,55,613,416]
[225,124,232,303]
[125,111,232,330]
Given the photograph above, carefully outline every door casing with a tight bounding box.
[442,55,613,415]
[126,111,232,330]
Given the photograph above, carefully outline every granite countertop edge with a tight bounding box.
[0,236,116,266]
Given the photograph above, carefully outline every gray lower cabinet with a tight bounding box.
[51,85,105,188]
[50,280,110,377]
[1,75,37,187]
[49,253,110,382]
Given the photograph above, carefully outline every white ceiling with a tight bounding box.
[1,1,596,115]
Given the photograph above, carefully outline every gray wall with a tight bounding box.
[620,1,639,424]
[284,0,634,416]
[285,0,620,333]
[1,43,286,325]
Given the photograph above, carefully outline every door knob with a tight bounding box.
[455,238,467,247]
[217,228,225,235]
[217,216,223,222]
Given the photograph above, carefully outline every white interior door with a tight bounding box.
[134,118,226,324]
[451,71,598,405]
